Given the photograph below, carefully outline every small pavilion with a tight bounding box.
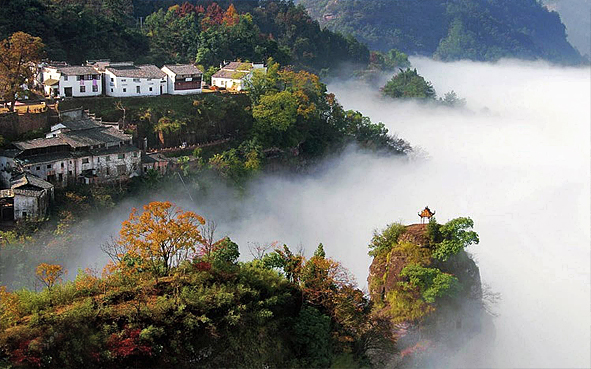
[418,206,435,224]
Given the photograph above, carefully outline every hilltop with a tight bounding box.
[0,202,486,368]
[366,219,488,367]
[300,0,585,65]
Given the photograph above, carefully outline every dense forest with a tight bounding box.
[543,0,591,58]
[0,0,369,74]
[299,0,585,65]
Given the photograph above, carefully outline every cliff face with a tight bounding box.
[367,223,488,366]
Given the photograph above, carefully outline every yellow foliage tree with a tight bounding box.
[35,263,66,290]
[107,201,206,277]
[0,286,20,329]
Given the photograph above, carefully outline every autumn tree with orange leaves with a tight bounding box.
[35,263,66,290]
[0,32,44,111]
[103,202,206,277]
[223,4,239,26]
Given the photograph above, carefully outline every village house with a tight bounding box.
[141,152,170,175]
[211,61,266,91]
[0,112,141,188]
[41,64,102,98]
[0,173,54,221]
[161,64,203,95]
[102,63,168,97]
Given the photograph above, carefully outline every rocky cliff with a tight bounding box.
[367,221,491,367]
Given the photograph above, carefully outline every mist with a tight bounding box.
[31,58,590,367]
[217,58,590,367]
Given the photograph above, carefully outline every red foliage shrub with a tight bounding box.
[194,261,212,271]
[107,328,152,359]
[11,339,42,367]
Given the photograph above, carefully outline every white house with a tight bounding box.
[103,64,167,97]
[211,62,266,91]
[162,64,203,95]
[41,65,102,98]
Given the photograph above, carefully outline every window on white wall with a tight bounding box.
[123,88,126,92]
[136,86,140,93]
[80,86,85,93]
[63,75,68,81]
[92,85,98,92]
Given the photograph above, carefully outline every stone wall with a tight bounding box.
[0,110,50,139]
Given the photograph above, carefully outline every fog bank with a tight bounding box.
[221,58,590,367]
[60,58,589,367]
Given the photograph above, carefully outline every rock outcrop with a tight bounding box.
[367,222,490,367]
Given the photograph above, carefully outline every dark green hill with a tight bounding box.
[300,0,584,65]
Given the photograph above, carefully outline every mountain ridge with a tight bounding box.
[299,0,585,65]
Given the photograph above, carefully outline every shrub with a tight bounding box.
[368,223,406,256]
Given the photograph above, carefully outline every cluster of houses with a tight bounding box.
[39,60,265,98]
[0,60,267,223]
[0,109,169,222]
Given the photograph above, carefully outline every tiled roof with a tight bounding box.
[14,126,130,151]
[163,64,203,75]
[0,149,22,158]
[56,66,98,76]
[11,173,54,191]
[223,62,253,71]
[107,64,166,79]
[142,152,169,163]
[212,69,249,79]
[62,126,131,148]
[91,145,139,156]
[12,137,69,151]
[43,78,59,86]
[16,151,72,165]
[59,118,102,131]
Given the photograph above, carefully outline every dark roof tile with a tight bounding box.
[106,64,166,79]
[163,64,203,75]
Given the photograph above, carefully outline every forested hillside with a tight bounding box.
[300,0,585,65]
[543,0,591,59]
[0,0,368,73]
[0,201,483,368]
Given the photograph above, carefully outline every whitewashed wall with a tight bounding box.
[104,70,167,97]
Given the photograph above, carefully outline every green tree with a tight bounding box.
[400,264,461,303]
[292,305,332,368]
[381,68,436,99]
[252,90,298,146]
[432,217,479,261]
[440,90,466,107]
[245,58,280,105]
[368,223,406,256]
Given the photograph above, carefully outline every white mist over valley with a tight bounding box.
[64,58,589,368]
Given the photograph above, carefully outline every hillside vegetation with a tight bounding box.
[0,202,483,368]
[59,60,412,176]
[0,0,368,74]
[300,0,584,65]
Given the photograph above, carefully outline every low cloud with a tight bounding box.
[26,58,590,367]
